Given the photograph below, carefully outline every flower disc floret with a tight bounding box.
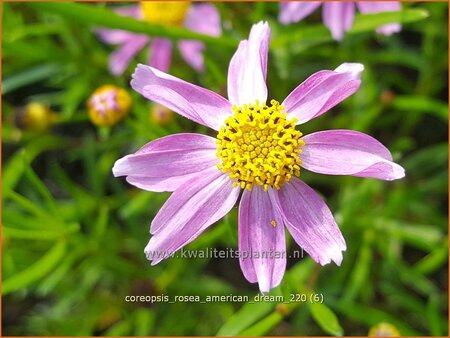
[216,100,304,191]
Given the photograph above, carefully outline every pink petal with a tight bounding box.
[109,36,149,76]
[95,5,144,46]
[184,3,221,37]
[125,174,207,193]
[131,64,232,130]
[357,1,401,35]
[149,38,172,72]
[95,29,137,45]
[238,187,286,293]
[178,40,205,72]
[301,130,405,180]
[279,2,322,24]
[322,2,355,41]
[179,3,222,71]
[276,178,347,266]
[227,21,270,106]
[357,1,401,14]
[112,133,220,192]
[376,23,401,36]
[283,63,364,124]
[145,169,239,264]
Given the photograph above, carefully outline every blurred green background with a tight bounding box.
[2,1,448,336]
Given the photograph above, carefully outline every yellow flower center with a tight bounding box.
[140,1,190,27]
[216,100,304,191]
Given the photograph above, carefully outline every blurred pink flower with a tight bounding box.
[113,22,405,292]
[96,3,221,76]
[279,1,401,40]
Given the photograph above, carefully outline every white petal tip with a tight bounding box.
[331,248,345,266]
[382,162,406,181]
[377,25,402,36]
[315,246,345,266]
[333,242,347,265]
[333,256,344,266]
[335,63,364,78]
[317,257,331,266]
[249,21,271,40]
[144,243,163,265]
[130,64,156,94]
[112,158,128,177]
[259,288,269,295]
[258,277,280,294]
[254,21,269,28]
[391,164,406,180]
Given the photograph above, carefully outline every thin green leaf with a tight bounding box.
[3,137,69,193]
[3,240,66,295]
[342,230,373,302]
[134,309,156,336]
[374,219,443,251]
[36,245,88,296]
[309,302,344,336]
[27,2,237,48]
[334,301,421,336]
[119,191,159,219]
[4,23,65,42]
[105,320,132,336]
[216,300,275,336]
[414,239,449,275]
[2,63,61,94]
[397,263,438,296]
[62,79,91,118]
[93,205,109,238]
[22,158,60,215]
[239,312,283,336]
[349,9,429,33]
[5,190,54,220]
[3,223,79,240]
[2,150,28,195]
[392,95,448,121]
[403,143,448,177]
[426,293,444,336]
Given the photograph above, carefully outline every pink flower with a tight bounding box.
[113,22,405,293]
[96,2,221,76]
[279,1,401,41]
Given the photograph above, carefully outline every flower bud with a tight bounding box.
[150,104,174,125]
[369,322,400,336]
[16,103,57,132]
[87,85,132,127]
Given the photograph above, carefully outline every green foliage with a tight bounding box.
[27,2,238,48]
[3,241,66,295]
[2,1,448,336]
[217,297,276,335]
[309,302,343,336]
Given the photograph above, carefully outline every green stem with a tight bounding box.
[27,2,238,48]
